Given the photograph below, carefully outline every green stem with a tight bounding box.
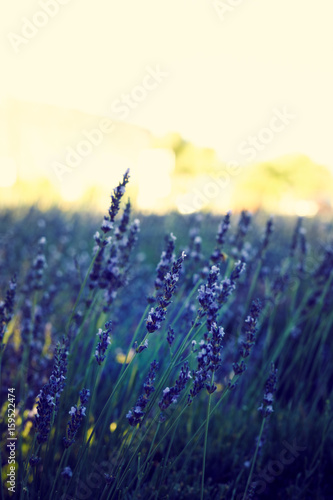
[242,418,266,500]
[66,251,99,333]
[169,377,239,472]
[49,449,68,499]
[201,373,214,500]
[63,353,138,497]
[20,435,38,500]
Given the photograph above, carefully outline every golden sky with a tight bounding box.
[1,0,333,168]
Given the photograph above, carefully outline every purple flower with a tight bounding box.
[188,323,225,404]
[146,251,186,335]
[153,233,177,294]
[0,275,16,346]
[108,169,130,222]
[95,321,112,365]
[257,216,274,259]
[211,210,232,263]
[61,466,73,480]
[229,210,252,259]
[159,361,191,411]
[136,338,149,354]
[239,299,261,359]
[232,300,261,377]
[127,361,159,426]
[115,200,131,240]
[34,338,69,443]
[167,325,175,347]
[197,265,220,330]
[63,389,90,448]
[258,363,278,418]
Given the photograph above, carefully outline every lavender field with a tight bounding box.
[1,171,332,499]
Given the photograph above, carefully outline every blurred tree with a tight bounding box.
[152,133,221,175]
[232,154,333,214]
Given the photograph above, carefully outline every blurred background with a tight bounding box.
[1,0,333,217]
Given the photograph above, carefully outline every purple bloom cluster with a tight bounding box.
[258,363,278,417]
[159,361,191,411]
[61,466,73,480]
[127,361,159,426]
[187,225,204,264]
[188,322,225,403]
[100,216,141,310]
[233,300,261,375]
[239,300,261,358]
[230,210,252,259]
[63,388,90,448]
[89,237,107,291]
[89,175,140,311]
[313,244,333,286]
[22,237,47,293]
[146,251,186,334]
[197,265,220,330]
[34,338,69,443]
[270,267,290,299]
[17,238,47,317]
[198,261,246,331]
[115,201,131,240]
[117,218,140,269]
[101,169,130,235]
[90,170,131,289]
[29,455,41,466]
[0,275,16,346]
[211,211,232,264]
[153,233,176,294]
[95,321,112,365]
[32,237,48,290]
[258,216,274,258]
[166,325,175,347]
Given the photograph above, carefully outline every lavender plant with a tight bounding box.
[0,173,332,500]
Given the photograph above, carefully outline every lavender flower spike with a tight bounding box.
[63,389,90,448]
[146,251,186,335]
[258,363,278,418]
[34,337,69,443]
[159,361,191,411]
[95,321,112,365]
[127,361,159,426]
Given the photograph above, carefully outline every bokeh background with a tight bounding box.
[1,0,333,216]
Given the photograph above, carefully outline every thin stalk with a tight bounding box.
[134,422,161,495]
[120,304,150,379]
[20,435,38,500]
[169,377,239,472]
[65,251,99,333]
[114,416,160,497]
[63,352,138,497]
[201,373,214,500]
[49,449,69,499]
[155,417,180,498]
[242,418,266,500]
